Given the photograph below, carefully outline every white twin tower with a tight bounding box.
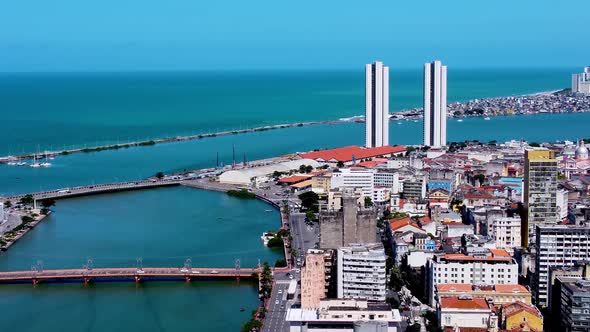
[365,60,447,149]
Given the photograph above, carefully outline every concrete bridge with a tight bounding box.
[0,267,260,285]
[5,178,183,202]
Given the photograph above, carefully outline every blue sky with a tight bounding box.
[1,0,588,71]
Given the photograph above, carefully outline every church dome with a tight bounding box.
[576,141,589,161]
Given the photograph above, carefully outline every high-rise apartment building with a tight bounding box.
[522,149,558,247]
[572,67,590,95]
[365,61,389,148]
[532,225,590,308]
[301,249,335,309]
[337,243,387,301]
[423,60,447,148]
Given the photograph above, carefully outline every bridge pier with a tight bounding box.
[83,277,92,286]
[185,276,191,283]
[32,278,38,287]
[134,276,141,284]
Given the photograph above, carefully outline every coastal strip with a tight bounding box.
[0,119,348,163]
[4,88,589,163]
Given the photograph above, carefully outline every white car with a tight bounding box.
[278,290,283,294]
[192,270,201,274]
[136,270,145,274]
[295,269,300,273]
[275,300,279,305]
[180,268,189,273]
[210,270,219,274]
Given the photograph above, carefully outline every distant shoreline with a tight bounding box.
[2,88,588,162]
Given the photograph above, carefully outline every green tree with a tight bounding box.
[529,142,541,147]
[336,161,344,168]
[267,236,284,248]
[305,165,313,173]
[474,174,486,185]
[305,210,316,222]
[364,196,373,208]
[4,201,12,208]
[274,259,287,267]
[41,199,56,209]
[299,164,307,173]
[21,216,34,225]
[155,171,164,179]
[19,194,34,207]
[406,323,421,332]
[299,191,319,212]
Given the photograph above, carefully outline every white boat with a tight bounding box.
[484,117,491,120]
[6,162,17,166]
[16,162,28,166]
[40,162,51,167]
[457,119,463,122]
[30,163,41,168]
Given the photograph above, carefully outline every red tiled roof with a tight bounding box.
[389,217,423,232]
[494,285,529,293]
[443,252,512,262]
[300,145,406,162]
[277,175,310,184]
[419,216,432,225]
[356,160,386,168]
[501,301,542,319]
[440,297,490,310]
[437,284,473,292]
[290,179,313,189]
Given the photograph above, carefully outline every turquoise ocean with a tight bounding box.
[0,68,588,331]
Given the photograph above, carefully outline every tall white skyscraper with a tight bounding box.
[423,60,447,148]
[365,61,389,148]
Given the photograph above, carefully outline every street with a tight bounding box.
[262,280,292,332]
[289,212,319,257]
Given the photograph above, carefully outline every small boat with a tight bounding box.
[30,163,41,168]
[397,122,402,125]
[265,209,273,212]
[457,119,463,122]
[6,162,17,166]
[40,162,51,167]
[240,308,245,312]
[484,117,491,120]
[16,162,27,166]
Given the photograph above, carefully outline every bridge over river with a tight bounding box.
[4,178,183,202]
[0,266,261,285]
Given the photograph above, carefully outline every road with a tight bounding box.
[0,211,22,235]
[290,212,319,258]
[262,279,292,332]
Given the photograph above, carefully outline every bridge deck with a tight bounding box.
[0,267,259,283]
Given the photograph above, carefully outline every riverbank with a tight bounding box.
[0,211,49,252]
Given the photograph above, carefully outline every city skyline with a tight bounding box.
[423,60,448,148]
[365,61,389,148]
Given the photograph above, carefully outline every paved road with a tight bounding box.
[263,279,292,332]
[290,212,319,258]
[0,211,22,235]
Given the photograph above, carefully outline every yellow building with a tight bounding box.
[500,301,543,332]
[311,173,331,194]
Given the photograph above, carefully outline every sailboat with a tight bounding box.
[40,153,51,167]
[30,153,41,168]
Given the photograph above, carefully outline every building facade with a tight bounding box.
[560,279,590,331]
[286,299,402,332]
[532,225,590,307]
[427,250,519,306]
[365,61,390,148]
[572,67,590,95]
[523,149,558,247]
[337,243,387,301]
[301,249,336,309]
[423,60,447,148]
[331,168,375,198]
[488,216,521,255]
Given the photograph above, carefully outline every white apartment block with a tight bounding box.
[572,67,590,94]
[286,299,402,332]
[337,243,387,301]
[423,60,448,148]
[372,187,390,204]
[427,250,518,306]
[374,171,400,193]
[488,216,521,255]
[532,225,590,307]
[365,61,390,148]
[331,168,375,198]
